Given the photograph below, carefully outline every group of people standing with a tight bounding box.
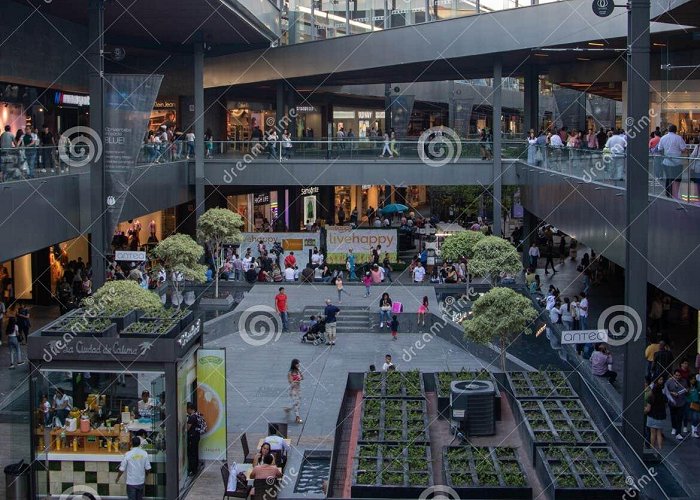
[0,124,58,180]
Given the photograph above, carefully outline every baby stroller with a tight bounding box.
[300,317,326,346]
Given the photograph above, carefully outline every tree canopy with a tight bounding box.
[196,208,244,248]
[88,280,164,315]
[440,230,486,262]
[153,233,207,284]
[469,236,522,285]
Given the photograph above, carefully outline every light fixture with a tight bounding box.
[577,57,591,61]
[534,53,549,57]
[653,43,666,47]
[588,42,605,47]
[38,107,43,112]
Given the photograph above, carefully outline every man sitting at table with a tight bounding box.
[250,453,282,496]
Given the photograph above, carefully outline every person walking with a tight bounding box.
[362,272,372,297]
[382,253,393,283]
[544,240,556,275]
[389,129,400,157]
[323,299,340,346]
[346,249,357,280]
[412,261,426,283]
[389,315,399,341]
[561,297,574,331]
[185,402,204,476]
[685,376,700,438]
[379,293,392,329]
[335,276,349,303]
[116,437,152,500]
[17,301,30,344]
[286,358,304,424]
[379,132,392,158]
[645,375,667,451]
[275,287,290,333]
[417,296,429,327]
[6,317,23,368]
[665,369,688,440]
[528,242,540,269]
[657,124,687,199]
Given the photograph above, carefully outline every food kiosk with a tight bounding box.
[27,308,203,499]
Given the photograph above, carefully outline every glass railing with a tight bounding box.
[199,139,528,161]
[525,145,700,205]
[0,145,83,183]
[236,0,282,36]
[279,0,563,45]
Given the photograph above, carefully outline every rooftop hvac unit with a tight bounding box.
[450,380,496,436]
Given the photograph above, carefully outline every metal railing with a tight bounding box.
[526,145,700,204]
[0,145,78,183]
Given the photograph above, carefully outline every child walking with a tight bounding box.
[417,296,429,326]
[362,272,372,297]
[390,315,399,341]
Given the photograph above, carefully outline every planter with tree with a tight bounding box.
[468,235,522,287]
[152,234,207,308]
[196,208,244,304]
[440,230,486,293]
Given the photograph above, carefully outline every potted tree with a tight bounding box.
[196,208,243,303]
[468,236,522,287]
[152,234,207,308]
[440,230,485,295]
[462,287,537,371]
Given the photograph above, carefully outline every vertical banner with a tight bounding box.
[103,74,163,251]
[196,349,227,460]
[587,95,617,130]
[453,98,474,137]
[553,88,587,132]
[390,95,415,138]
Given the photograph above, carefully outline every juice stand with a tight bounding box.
[27,309,203,500]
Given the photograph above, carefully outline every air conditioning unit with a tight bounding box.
[450,380,496,436]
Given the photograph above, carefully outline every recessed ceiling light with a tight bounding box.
[577,57,591,61]
[588,42,605,47]
[653,43,666,47]
[534,53,548,57]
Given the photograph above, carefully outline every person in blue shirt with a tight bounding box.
[323,299,340,346]
[346,249,356,281]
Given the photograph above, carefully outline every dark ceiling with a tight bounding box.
[26,0,272,53]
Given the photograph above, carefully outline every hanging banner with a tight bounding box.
[238,232,320,268]
[103,74,163,251]
[196,349,227,460]
[325,227,398,264]
[389,95,415,138]
[553,88,587,132]
[453,98,474,137]
[587,95,617,130]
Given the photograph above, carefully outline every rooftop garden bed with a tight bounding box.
[507,371,576,399]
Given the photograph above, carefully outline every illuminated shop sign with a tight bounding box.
[300,186,319,196]
[254,192,271,205]
[54,92,90,107]
[153,100,177,109]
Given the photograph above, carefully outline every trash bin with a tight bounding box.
[4,460,30,500]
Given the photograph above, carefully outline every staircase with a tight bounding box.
[302,306,371,333]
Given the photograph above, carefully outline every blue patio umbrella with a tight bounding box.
[381,203,409,214]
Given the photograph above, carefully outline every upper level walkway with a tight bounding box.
[205,0,690,87]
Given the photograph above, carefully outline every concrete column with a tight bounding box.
[448,80,456,130]
[276,82,285,129]
[523,65,539,132]
[367,187,379,214]
[88,0,105,287]
[623,0,650,456]
[492,59,503,237]
[355,186,364,224]
[194,42,205,219]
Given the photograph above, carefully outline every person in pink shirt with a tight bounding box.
[585,128,598,149]
[362,272,372,297]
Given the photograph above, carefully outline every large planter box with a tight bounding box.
[140,309,193,332]
[514,399,606,465]
[352,443,433,498]
[359,398,430,443]
[434,370,501,421]
[43,316,117,338]
[507,371,576,399]
[443,446,532,499]
[535,446,628,500]
[363,371,424,399]
[97,308,138,332]
[119,320,180,339]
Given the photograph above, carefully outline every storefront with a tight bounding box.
[294,105,322,139]
[333,108,385,138]
[114,209,177,252]
[148,98,178,131]
[28,313,205,500]
[226,101,274,144]
[226,191,282,232]
[333,185,427,224]
[53,91,90,133]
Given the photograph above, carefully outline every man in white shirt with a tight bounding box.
[137,390,153,418]
[549,133,564,148]
[117,437,152,500]
[284,266,296,281]
[373,217,382,228]
[311,251,321,268]
[382,354,394,371]
[185,131,195,158]
[657,124,687,198]
[604,130,627,180]
[242,251,253,272]
[528,242,540,269]
[262,434,290,454]
[413,262,426,283]
[579,293,589,330]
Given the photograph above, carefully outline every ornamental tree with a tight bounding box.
[462,287,538,371]
[87,280,164,315]
[153,234,207,303]
[196,208,244,298]
[469,236,522,287]
[440,230,485,262]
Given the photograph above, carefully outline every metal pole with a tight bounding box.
[194,42,205,218]
[346,0,350,35]
[492,58,503,237]
[88,0,105,287]
[623,0,650,456]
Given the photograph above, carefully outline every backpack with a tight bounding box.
[194,412,208,435]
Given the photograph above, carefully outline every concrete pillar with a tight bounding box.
[355,186,364,224]
[367,187,379,215]
[492,59,503,237]
[623,0,650,456]
[88,0,105,287]
[194,42,205,219]
[276,82,285,130]
[523,65,540,132]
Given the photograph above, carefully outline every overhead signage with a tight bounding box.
[560,329,608,345]
[254,192,270,205]
[43,339,153,362]
[115,250,147,261]
[300,186,320,196]
[153,100,177,109]
[592,0,615,17]
[55,92,90,107]
[296,105,316,112]
[326,228,398,264]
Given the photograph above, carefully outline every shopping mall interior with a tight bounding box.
[1,0,699,499]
